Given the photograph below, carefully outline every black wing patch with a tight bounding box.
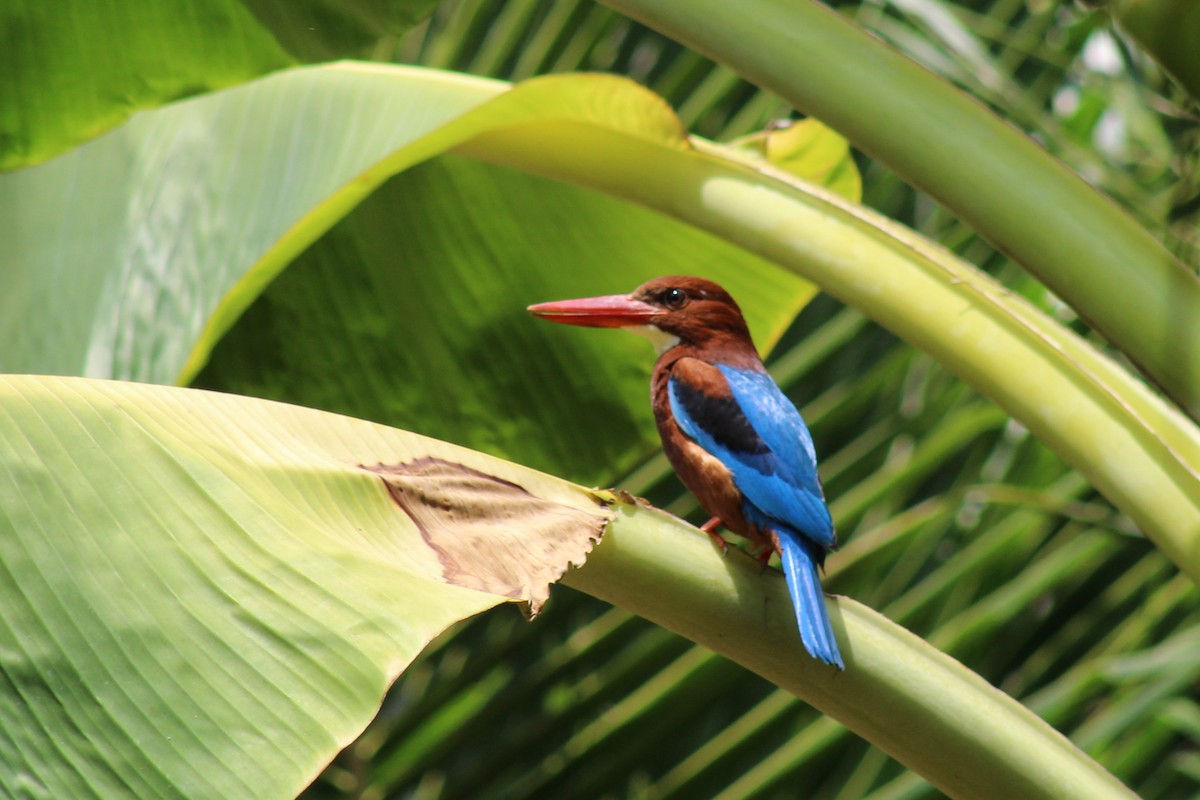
[671,378,771,456]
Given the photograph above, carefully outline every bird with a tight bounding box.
[528,276,843,669]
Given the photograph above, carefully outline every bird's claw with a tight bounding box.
[699,516,729,555]
[754,546,774,573]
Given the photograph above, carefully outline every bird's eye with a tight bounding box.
[661,287,687,309]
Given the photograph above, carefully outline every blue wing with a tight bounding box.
[668,363,835,550]
[668,361,843,668]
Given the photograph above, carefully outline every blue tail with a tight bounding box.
[776,532,843,669]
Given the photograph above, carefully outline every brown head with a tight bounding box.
[527,276,757,360]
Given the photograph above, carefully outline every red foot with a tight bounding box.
[699,516,729,555]
[753,547,774,571]
[753,532,780,572]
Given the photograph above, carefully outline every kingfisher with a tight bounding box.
[528,276,843,669]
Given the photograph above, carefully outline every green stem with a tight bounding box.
[594,0,1200,420]
[458,116,1200,582]
[564,502,1136,800]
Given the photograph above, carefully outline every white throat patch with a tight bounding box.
[627,324,680,355]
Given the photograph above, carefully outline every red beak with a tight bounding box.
[527,293,659,328]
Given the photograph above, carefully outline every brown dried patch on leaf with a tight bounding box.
[362,458,609,618]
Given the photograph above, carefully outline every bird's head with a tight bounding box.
[528,276,754,357]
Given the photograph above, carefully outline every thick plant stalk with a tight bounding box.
[595,0,1200,421]
[457,112,1200,583]
[564,503,1137,800]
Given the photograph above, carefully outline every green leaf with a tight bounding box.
[0,0,294,171]
[0,65,510,381]
[0,374,1133,799]
[0,374,608,798]
[727,117,862,202]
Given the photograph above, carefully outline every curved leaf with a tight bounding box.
[598,0,1200,421]
[728,117,862,202]
[0,65,510,381]
[0,374,607,798]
